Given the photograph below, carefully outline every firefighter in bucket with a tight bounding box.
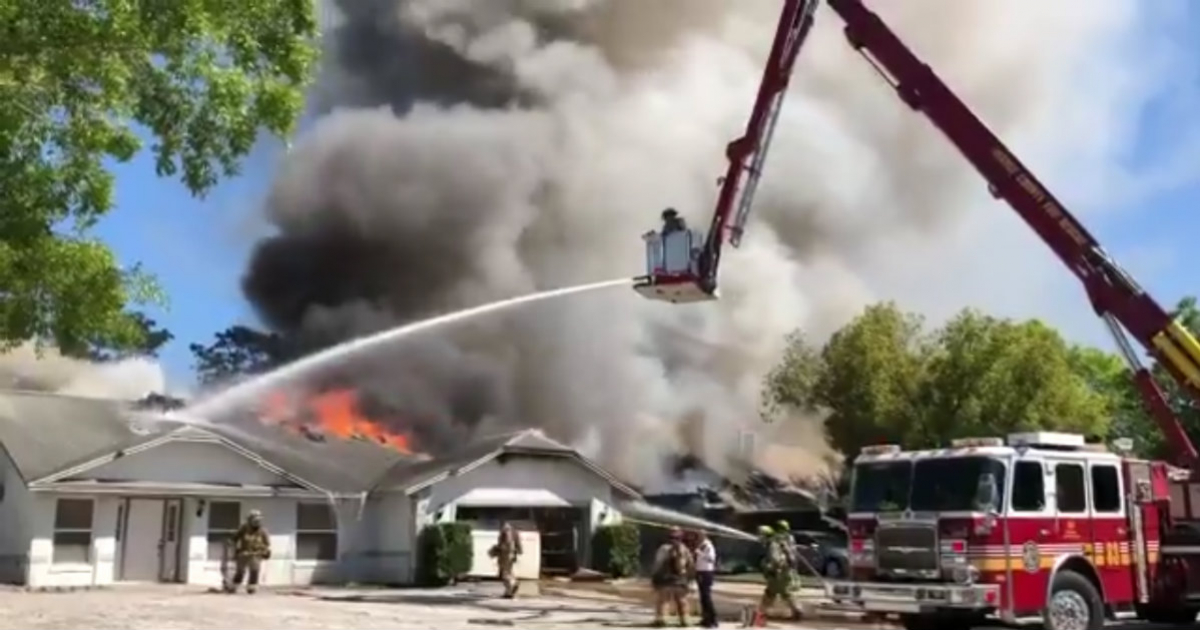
[634,208,713,303]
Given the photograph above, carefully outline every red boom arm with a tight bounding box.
[696,0,819,289]
[633,0,819,303]
[825,0,1200,466]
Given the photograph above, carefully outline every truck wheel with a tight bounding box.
[822,558,843,579]
[1044,570,1104,630]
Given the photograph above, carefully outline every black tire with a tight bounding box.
[822,558,844,579]
[1044,570,1104,630]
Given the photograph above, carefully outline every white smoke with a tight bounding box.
[0,342,167,401]
[245,0,1194,487]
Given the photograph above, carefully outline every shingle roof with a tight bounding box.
[0,391,637,498]
[194,418,412,492]
[371,428,640,498]
[0,390,412,492]
[0,390,163,482]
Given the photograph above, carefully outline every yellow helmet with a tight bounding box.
[758,525,774,537]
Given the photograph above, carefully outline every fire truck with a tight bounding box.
[632,0,1200,629]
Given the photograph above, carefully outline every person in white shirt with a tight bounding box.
[694,530,718,627]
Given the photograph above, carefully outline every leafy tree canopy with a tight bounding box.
[189,324,286,385]
[766,302,1115,456]
[0,0,318,354]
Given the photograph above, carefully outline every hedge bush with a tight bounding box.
[417,521,473,586]
[592,522,641,578]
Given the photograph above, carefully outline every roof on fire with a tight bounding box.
[370,427,642,499]
[0,390,641,498]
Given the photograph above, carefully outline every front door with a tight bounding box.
[1007,457,1052,614]
[1049,458,1094,566]
[1088,461,1133,602]
[120,499,165,581]
[159,499,183,582]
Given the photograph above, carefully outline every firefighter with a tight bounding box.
[753,525,802,624]
[661,208,687,235]
[651,526,694,627]
[225,510,271,594]
[489,521,523,598]
[775,520,799,571]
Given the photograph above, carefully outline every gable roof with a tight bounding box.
[0,391,160,482]
[371,428,641,499]
[0,391,637,499]
[193,417,411,492]
[0,390,413,493]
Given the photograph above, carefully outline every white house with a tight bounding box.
[0,390,639,588]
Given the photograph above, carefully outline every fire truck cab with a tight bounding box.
[825,432,1200,630]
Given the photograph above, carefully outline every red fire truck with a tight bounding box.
[633,0,1200,628]
[836,432,1197,629]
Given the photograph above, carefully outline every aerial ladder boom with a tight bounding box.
[632,0,819,304]
[820,0,1200,466]
[634,0,1200,466]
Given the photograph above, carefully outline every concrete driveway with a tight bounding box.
[0,583,822,630]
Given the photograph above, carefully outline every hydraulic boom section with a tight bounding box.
[632,0,818,304]
[823,0,1200,466]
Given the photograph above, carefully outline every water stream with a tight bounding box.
[180,277,631,421]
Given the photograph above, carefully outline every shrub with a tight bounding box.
[592,522,641,578]
[417,521,473,586]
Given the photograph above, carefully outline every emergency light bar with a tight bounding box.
[860,444,900,456]
[950,437,1004,448]
[1006,432,1085,449]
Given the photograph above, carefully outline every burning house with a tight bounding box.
[0,389,643,588]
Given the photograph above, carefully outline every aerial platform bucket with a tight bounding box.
[633,229,717,304]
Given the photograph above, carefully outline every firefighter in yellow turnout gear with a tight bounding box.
[751,525,802,625]
[489,522,523,598]
[652,527,695,627]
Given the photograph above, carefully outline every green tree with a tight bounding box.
[189,325,286,385]
[0,0,318,353]
[765,303,1118,456]
[85,311,174,361]
[917,311,1110,445]
[764,302,928,456]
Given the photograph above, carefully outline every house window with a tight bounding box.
[296,503,337,561]
[206,501,241,560]
[53,499,94,564]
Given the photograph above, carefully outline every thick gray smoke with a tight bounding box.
[240,0,1181,486]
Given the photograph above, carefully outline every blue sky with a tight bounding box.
[91,7,1200,390]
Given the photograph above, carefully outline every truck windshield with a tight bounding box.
[850,456,1006,513]
[910,457,1006,512]
[850,461,912,512]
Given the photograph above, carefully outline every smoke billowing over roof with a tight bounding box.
[230,0,1189,485]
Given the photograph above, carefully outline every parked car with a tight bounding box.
[791,529,849,578]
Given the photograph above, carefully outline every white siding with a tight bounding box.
[0,449,34,584]
[182,496,359,587]
[355,494,415,584]
[24,494,374,589]
[27,494,119,588]
[75,441,295,487]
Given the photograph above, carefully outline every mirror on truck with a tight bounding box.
[975,473,999,513]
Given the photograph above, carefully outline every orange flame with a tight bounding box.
[257,388,413,454]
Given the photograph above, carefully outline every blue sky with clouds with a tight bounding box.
[91,4,1200,390]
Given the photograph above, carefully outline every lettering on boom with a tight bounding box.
[990,147,1088,246]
